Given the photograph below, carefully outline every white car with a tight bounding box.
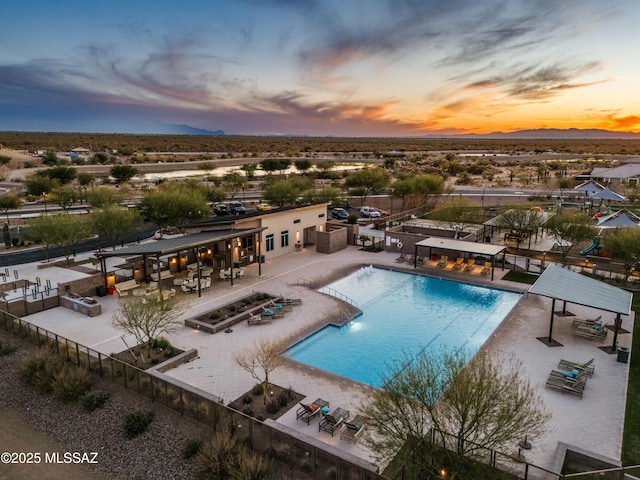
[360,206,380,218]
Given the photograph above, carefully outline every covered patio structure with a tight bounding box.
[413,238,506,280]
[96,228,266,297]
[529,265,633,350]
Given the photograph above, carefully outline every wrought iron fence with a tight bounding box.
[0,309,384,480]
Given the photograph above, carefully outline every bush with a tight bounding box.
[265,398,280,414]
[124,409,154,439]
[152,337,171,350]
[51,366,93,402]
[242,394,253,404]
[277,390,290,408]
[209,312,221,320]
[0,341,17,356]
[82,389,110,411]
[20,348,65,393]
[252,383,264,396]
[183,438,203,460]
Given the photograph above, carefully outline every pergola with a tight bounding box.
[95,228,266,296]
[529,265,633,350]
[413,238,506,280]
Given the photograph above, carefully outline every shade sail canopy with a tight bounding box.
[95,228,265,258]
[574,181,604,194]
[529,265,632,316]
[591,187,626,202]
[415,237,506,257]
[596,210,640,229]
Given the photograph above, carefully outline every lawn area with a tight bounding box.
[502,270,539,285]
[622,291,640,465]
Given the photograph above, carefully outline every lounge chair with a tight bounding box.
[571,316,602,329]
[545,370,587,399]
[395,253,406,263]
[340,414,366,442]
[558,358,595,377]
[296,398,329,424]
[262,306,285,318]
[481,261,492,275]
[319,407,350,436]
[452,257,464,270]
[247,313,272,326]
[270,299,293,312]
[437,255,448,268]
[574,324,607,342]
[464,258,476,272]
[282,295,302,305]
[405,254,415,264]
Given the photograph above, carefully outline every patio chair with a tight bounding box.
[340,414,366,442]
[545,371,587,399]
[262,306,285,318]
[481,262,492,275]
[281,294,302,305]
[452,257,464,270]
[571,316,602,329]
[558,358,595,377]
[464,258,476,272]
[437,255,448,268]
[247,313,272,326]
[319,407,350,436]
[296,398,329,424]
[395,252,406,263]
[270,299,292,312]
[574,324,608,342]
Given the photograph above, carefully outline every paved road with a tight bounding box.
[0,227,157,267]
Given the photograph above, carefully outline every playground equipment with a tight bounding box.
[580,236,600,255]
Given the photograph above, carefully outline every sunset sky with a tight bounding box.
[1,0,639,137]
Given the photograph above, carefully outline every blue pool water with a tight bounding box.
[285,267,521,387]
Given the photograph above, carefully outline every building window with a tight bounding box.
[281,230,289,248]
[266,234,274,252]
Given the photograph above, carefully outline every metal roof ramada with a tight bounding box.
[95,228,264,257]
[528,264,632,316]
[415,238,506,257]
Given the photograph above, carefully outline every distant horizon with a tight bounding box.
[2,126,640,141]
[2,2,639,137]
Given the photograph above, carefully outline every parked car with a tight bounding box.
[256,203,273,211]
[213,203,229,215]
[360,206,380,218]
[332,207,349,220]
[229,201,246,214]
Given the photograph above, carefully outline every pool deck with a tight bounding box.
[9,243,634,477]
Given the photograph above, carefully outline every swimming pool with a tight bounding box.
[285,267,521,387]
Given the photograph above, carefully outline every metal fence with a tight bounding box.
[0,309,384,480]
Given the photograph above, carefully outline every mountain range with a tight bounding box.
[423,128,640,140]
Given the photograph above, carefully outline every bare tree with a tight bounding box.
[235,339,283,405]
[363,349,550,479]
[110,297,184,362]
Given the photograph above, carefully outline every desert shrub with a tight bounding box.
[20,348,65,393]
[242,405,254,417]
[51,365,93,402]
[277,391,290,408]
[194,429,273,480]
[183,438,204,460]
[0,341,17,356]
[242,394,253,404]
[194,429,241,480]
[152,337,171,350]
[265,398,280,414]
[82,389,110,411]
[124,409,154,439]
[209,312,221,320]
[252,383,264,396]
[228,304,237,312]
